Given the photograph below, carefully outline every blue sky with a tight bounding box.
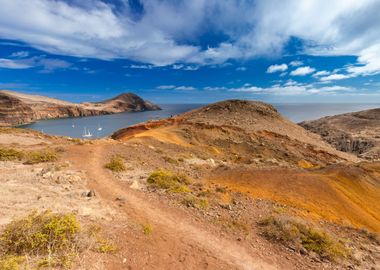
[1,0,380,104]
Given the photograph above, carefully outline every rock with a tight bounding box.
[82,190,96,197]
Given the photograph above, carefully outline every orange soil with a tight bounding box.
[207,164,380,232]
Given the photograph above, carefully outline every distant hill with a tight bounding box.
[113,99,357,166]
[300,108,380,160]
[0,90,160,126]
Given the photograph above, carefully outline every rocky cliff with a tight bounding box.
[300,108,380,160]
[0,90,160,126]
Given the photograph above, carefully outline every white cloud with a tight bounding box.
[313,70,331,77]
[0,55,71,72]
[157,85,176,89]
[289,60,303,67]
[174,86,197,91]
[0,58,33,69]
[0,0,379,70]
[236,67,247,71]
[267,64,288,73]
[129,64,154,69]
[157,85,196,91]
[290,66,316,76]
[10,51,29,58]
[319,73,352,81]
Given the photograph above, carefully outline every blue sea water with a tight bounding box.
[20,103,380,138]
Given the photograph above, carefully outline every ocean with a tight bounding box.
[20,103,380,138]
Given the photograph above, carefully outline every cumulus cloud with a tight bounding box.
[319,73,352,82]
[313,70,331,77]
[267,64,288,73]
[0,58,33,69]
[290,66,316,76]
[289,60,303,67]
[0,0,379,71]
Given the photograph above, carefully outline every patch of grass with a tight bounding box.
[0,148,23,161]
[0,211,117,269]
[219,218,250,234]
[163,156,179,165]
[0,255,25,270]
[25,150,57,164]
[0,210,80,268]
[258,216,348,261]
[182,195,209,210]
[104,156,126,172]
[147,169,191,193]
[142,224,153,235]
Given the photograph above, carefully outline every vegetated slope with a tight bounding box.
[300,108,380,160]
[111,100,380,232]
[0,90,160,126]
[113,99,357,167]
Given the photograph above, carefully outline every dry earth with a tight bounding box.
[0,100,379,270]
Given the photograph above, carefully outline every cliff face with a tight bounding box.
[300,108,380,160]
[0,90,160,126]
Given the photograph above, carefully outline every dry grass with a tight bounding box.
[0,148,23,161]
[104,156,126,172]
[258,215,348,261]
[24,150,58,164]
[147,169,191,193]
[0,211,117,269]
[0,210,80,268]
[141,224,154,235]
[182,195,209,210]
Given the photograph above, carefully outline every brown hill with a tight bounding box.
[113,100,357,167]
[0,90,160,126]
[300,108,380,160]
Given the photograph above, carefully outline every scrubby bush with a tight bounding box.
[104,156,126,172]
[25,150,57,164]
[0,211,117,269]
[0,148,23,161]
[182,195,209,210]
[142,224,153,235]
[147,169,191,193]
[0,211,80,268]
[258,216,348,260]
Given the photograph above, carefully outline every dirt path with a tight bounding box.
[66,143,277,270]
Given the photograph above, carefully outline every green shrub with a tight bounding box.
[258,216,348,260]
[25,150,57,164]
[0,255,25,270]
[147,170,191,193]
[104,156,126,172]
[182,195,209,210]
[0,211,80,268]
[142,224,153,235]
[0,148,23,161]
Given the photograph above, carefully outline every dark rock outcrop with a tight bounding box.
[0,90,160,126]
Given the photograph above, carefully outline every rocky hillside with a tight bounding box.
[0,90,160,126]
[113,100,357,167]
[300,108,380,160]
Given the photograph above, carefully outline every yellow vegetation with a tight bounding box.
[147,169,191,193]
[259,215,348,261]
[104,156,126,172]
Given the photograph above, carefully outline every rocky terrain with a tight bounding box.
[0,90,160,126]
[0,100,379,270]
[300,108,380,160]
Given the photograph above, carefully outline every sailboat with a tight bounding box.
[82,127,93,138]
[97,124,103,131]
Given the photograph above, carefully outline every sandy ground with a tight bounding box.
[0,129,379,269]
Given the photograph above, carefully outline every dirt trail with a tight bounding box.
[66,143,277,270]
